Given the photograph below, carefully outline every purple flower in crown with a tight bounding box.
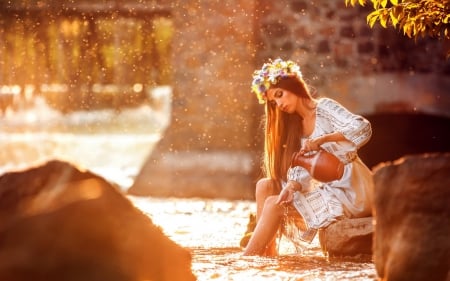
[251,58,303,104]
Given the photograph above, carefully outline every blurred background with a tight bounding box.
[0,0,449,199]
[1,1,449,280]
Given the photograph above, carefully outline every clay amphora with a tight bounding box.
[290,149,344,182]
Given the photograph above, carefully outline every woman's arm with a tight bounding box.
[301,131,347,153]
[318,98,372,148]
[275,180,302,205]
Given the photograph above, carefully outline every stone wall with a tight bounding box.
[255,0,450,116]
[130,0,261,199]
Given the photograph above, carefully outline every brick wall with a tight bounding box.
[254,0,450,116]
[256,0,449,80]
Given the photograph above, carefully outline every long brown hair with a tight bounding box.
[261,75,313,189]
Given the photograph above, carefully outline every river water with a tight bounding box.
[0,96,377,281]
[131,196,377,281]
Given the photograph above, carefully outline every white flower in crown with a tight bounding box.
[251,58,303,104]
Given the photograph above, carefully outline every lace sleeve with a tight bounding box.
[319,98,372,148]
[287,166,312,190]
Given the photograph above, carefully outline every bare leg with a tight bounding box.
[255,178,280,221]
[243,195,285,256]
[254,178,280,255]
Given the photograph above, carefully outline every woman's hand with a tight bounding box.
[275,181,302,205]
[275,187,294,205]
[300,137,323,154]
[300,132,349,154]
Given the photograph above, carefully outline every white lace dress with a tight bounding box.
[285,98,374,242]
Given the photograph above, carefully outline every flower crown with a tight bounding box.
[251,58,303,104]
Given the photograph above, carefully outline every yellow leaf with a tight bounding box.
[381,0,388,8]
[380,15,387,28]
[367,11,380,28]
[390,10,399,27]
[358,0,366,6]
[392,6,402,19]
[379,9,389,28]
[390,0,398,5]
[403,24,412,38]
[372,0,380,9]
[413,23,421,37]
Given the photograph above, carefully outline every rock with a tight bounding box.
[373,153,450,281]
[239,213,256,248]
[0,160,196,281]
[318,217,373,257]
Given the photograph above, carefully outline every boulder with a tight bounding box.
[373,153,450,281]
[318,217,373,257]
[0,160,196,281]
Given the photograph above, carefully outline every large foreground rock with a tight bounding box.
[0,160,196,281]
[373,153,449,281]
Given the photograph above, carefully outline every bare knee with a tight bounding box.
[255,178,280,199]
[262,196,285,217]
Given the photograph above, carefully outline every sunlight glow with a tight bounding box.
[24,84,35,100]
[0,85,21,95]
[133,83,143,93]
[40,83,69,93]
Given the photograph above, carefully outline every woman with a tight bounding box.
[243,58,374,256]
